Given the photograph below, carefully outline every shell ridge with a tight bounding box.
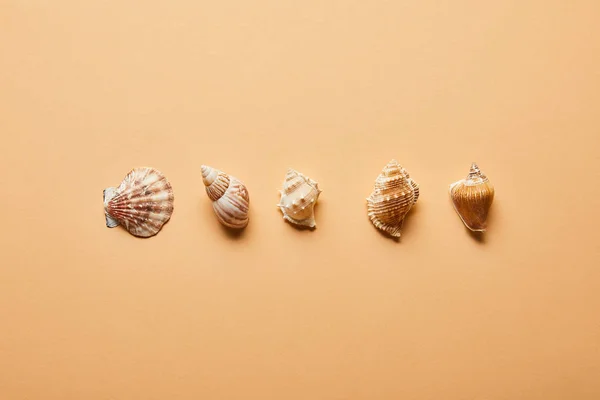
[219,188,249,217]
[109,169,169,205]
[213,201,248,228]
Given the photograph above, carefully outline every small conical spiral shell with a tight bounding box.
[278,168,321,228]
[366,160,419,238]
[103,167,174,238]
[449,163,494,232]
[201,165,249,229]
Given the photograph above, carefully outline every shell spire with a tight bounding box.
[103,167,174,237]
[278,168,321,228]
[466,162,488,183]
[449,162,494,231]
[366,160,419,238]
[469,162,480,175]
[201,165,230,201]
[201,165,249,229]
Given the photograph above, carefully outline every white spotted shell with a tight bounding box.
[278,168,321,228]
[201,165,249,229]
[366,160,419,238]
[103,167,174,238]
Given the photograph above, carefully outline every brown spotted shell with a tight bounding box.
[449,163,494,231]
[103,167,174,237]
[367,160,419,238]
[201,165,249,229]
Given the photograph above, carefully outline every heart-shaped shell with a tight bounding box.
[201,165,249,229]
[367,160,419,238]
[103,167,174,237]
[278,169,321,228]
[449,163,494,231]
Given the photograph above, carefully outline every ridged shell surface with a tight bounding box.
[449,163,494,232]
[201,165,249,229]
[103,167,174,237]
[278,169,321,228]
[367,160,419,238]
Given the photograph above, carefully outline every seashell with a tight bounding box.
[201,165,249,229]
[449,162,494,232]
[103,167,174,237]
[367,160,419,238]
[278,169,321,228]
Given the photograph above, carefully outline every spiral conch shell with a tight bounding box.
[201,165,249,229]
[103,167,174,237]
[449,162,494,232]
[367,160,419,238]
[278,169,321,228]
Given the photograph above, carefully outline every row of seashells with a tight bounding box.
[103,161,494,238]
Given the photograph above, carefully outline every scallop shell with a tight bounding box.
[201,165,249,229]
[103,167,174,237]
[449,162,494,232]
[278,169,321,228]
[366,160,419,238]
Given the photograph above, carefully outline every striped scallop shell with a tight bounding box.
[449,163,494,231]
[278,169,321,228]
[201,165,249,229]
[103,167,174,237]
[367,160,419,238]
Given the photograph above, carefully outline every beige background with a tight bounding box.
[1,0,600,399]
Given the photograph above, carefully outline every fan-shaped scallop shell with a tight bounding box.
[449,162,494,232]
[366,160,419,238]
[103,167,174,237]
[201,165,249,229]
[278,169,321,228]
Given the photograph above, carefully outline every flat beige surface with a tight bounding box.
[1,1,600,399]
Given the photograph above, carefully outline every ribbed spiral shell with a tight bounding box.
[104,167,174,237]
[449,163,494,232]
[201,165,249,229]
[278,168,321,228]
[366,160,419,238]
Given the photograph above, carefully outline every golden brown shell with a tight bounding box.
[449,163,494,231]
[366,160,419,238]
[103,167,174,237]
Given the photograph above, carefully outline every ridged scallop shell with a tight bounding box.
[103,167,174,237]
[449,162,494,232]
[201,165,249,229]
[367,160,419,238]
[278,169,321,228]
